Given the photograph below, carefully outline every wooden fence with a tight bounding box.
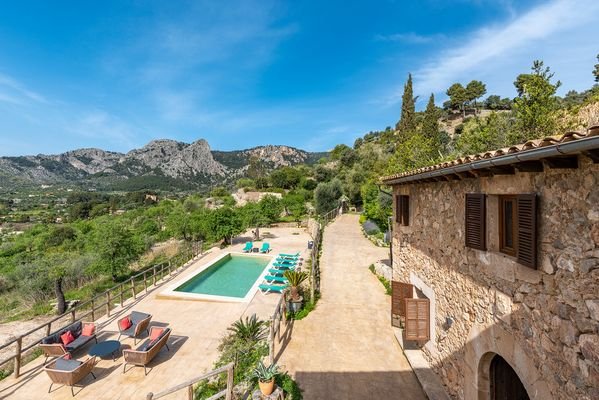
[268,292,288,365]
[0,241,203,379]
[146,362,234,400]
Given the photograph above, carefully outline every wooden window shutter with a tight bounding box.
[516,194,537,269]
[395,195,401,223]
[465,193,486,250]
[404,298,430,341]
[391,281,413,317]
[400,195,410,226]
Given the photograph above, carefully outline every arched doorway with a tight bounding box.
[489,354,529,400]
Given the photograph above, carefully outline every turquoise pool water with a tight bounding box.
[175,254,270,298]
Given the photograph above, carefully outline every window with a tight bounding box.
[396,195,410,226]
[499,196,517,256]
[404,298,430,341]
[499,194,538,269]
[465,193,486,250]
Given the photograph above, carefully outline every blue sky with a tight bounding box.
[0,0,598,156]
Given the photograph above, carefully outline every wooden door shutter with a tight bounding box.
[516,194,537,269]
[465,193,486,250]
[404,298,430,341]
[395,195,401,223]
[391,281,413,317]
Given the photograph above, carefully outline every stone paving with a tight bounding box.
[0,226,310,400]
[279,214,426,400]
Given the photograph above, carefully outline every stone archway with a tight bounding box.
[463,323,551,400]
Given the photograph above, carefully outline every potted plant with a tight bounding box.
[283,270,308,313]
[251,360,280,396]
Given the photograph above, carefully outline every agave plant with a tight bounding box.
[283,270,309,302]
[227,314,267,342]
[250,360,280,383]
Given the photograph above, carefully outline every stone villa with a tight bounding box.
[381,127,599,400]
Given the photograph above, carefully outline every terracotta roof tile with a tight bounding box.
[380,126,599,183]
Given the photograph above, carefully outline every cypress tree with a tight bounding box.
[398,74,415,140]
[422,93,439,141]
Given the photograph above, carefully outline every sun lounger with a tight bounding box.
[264,275,288,284]
[259,283,288,294]
[268,268,289,276]
[278,252,300,259]
[272,262,296,269]
[260,243,270,253]
[242,242,253,252]
[275,258,296,264]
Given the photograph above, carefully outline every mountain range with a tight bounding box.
[0,139,326,191]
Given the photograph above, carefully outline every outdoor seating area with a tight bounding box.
[0,225,309,400]
[258,253,303,294]
[40,310,168,396]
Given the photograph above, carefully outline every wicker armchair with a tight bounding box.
[117,311,152,344]
[44,354,96,397]
[39,321,97,362]
[123,327,171,375]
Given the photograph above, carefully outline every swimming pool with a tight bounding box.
[161,253,271,302]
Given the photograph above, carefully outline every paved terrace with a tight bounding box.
[280,214,426,399]
[0,226,310,400]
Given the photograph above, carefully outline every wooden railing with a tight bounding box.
[146,362,234,400]
[0,241,203,378]
[268,292,288,365]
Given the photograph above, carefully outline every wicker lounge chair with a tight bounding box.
[123,327,171,375]
[39,321,97,362]
[117,311,152,344]
[44,354,97,397]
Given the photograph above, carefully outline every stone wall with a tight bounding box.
[391,155,599,400]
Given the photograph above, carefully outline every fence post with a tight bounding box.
[120,284,124,306]
[146,393,154,400]
[71,309,76,322]
[187,384,194,400]
[13,336,22,378]
[91,298,95,321]
[144,271,148,293]
[131,277,136,300]
[169,261,173,276]
[268,317,275,365]
[153,266,157,286]
[106,292,111,317]
[45,322,51,337]
[225,364,234,400]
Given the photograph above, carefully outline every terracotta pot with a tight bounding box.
[259,379,275,396]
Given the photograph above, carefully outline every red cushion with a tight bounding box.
[60,331,75,346]
[119,317,132,331]
[82,324,95,336]
[63,353,72,360]
[149,328,164,341]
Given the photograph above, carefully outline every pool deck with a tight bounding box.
[0,226,310,400]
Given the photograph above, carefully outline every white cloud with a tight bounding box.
[68,110,137,149]
[0,73,47,105]
[409,0,599,98]
[375,32,445,44]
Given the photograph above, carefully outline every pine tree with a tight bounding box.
[397,74,416,140]
[594,54,599,83]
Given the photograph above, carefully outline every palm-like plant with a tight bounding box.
[283,270,308,302]
[227,314,267,342]
[250,360,280,383]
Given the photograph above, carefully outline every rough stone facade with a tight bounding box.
[390,155,599,400]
